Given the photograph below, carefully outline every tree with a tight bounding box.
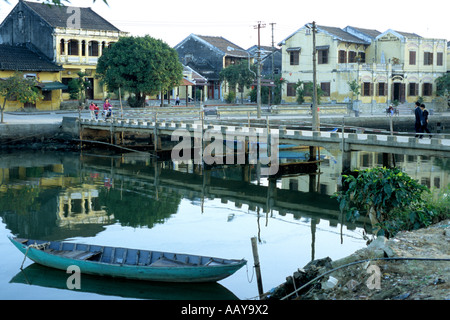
[68,72,90,106]
[220,61,256,104]
[96,35,183,108]
[333,167,433,237]
[295,80,306,104]
[348,80,360,101]
[272,76,286,105]
[0,72,43,123]
[436,73,450,108]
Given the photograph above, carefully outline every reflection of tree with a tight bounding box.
[0,186,41,215]
[98,186,181,228]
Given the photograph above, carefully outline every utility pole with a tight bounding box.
[311,21,319,132]
[270,23,276,79]
[270,22,276,105]
[254,21,266,119]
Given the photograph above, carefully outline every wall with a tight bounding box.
[0,2,54,59]
[0,70,63,111]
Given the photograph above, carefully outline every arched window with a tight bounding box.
[68,39,79,56]
[89,41,99,56]
[60,39,65,55]
[81,40,86,56]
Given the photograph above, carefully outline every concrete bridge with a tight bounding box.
[79,117,450,159]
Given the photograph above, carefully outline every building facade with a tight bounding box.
[174,34,250,101]
[0,1,128,102]
[0,43,64,111]
[278,24,448,112]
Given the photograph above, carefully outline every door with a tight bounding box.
[85,78,94,100]
[392,83,406,103]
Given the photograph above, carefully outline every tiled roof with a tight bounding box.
[23,1,121,31]
[393,30,422,38]
[345,26,382,39]
[318,25,370,44]
[0,44,63,72]
[196,35,248,57]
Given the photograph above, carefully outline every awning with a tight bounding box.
[286,47,301,52]
[179,78,195,86]
[36,81,68,91]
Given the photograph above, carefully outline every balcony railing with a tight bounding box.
[58,55,99,65]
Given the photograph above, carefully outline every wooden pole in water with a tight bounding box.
[251,237,264,297]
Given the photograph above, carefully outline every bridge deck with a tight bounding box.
[79,118,450,157]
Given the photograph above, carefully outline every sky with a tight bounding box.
[0,0,449,49]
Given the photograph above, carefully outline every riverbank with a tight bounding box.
[264,219,450,300]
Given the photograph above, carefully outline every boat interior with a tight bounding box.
[14,238,237,267]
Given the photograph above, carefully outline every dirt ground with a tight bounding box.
[294,220,450,300]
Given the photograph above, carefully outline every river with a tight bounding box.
[0,147,448,300]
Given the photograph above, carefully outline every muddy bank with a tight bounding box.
[0,130,79,152]
[264,220,450,300]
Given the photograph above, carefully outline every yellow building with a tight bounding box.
[0,1,128,103]
[0,44,65,111]
[278,25,448,112]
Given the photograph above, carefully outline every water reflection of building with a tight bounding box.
[354,152,448,198]
[57,187,113,228]
[0,159,115,238]
[281,149,449,199]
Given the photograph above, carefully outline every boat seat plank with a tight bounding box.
[150,257,190,267]
[48,250,101,260]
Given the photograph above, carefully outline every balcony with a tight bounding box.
[58,55,99,66]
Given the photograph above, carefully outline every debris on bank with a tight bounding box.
[263,220,450,300]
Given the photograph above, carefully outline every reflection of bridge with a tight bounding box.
[81,157,369,230]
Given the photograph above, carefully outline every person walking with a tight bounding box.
[420,104,432,138]
[414,101,423,138]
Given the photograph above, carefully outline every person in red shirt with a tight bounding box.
[103,99,112,119]
[89,102,96,120]
[94,104,100,120]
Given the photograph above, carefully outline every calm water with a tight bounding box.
[0,148,448,300]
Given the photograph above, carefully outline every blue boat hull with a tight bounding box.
[10,238,247,283]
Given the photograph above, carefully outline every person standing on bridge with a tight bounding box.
[414,101,424,138]
[103,99,112,120]
[89,102,96,120]
[420,104,432,138]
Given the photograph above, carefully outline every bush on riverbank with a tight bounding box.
[334,167,448,238]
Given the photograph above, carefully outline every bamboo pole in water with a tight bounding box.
[251,237,264,297]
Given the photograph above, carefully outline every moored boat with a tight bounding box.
[9,237,247,283]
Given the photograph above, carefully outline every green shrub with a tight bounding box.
[334,167,433,237]
[225,91,236,104]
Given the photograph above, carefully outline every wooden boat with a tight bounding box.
[11,264,239,300]
[9,237,247,283]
